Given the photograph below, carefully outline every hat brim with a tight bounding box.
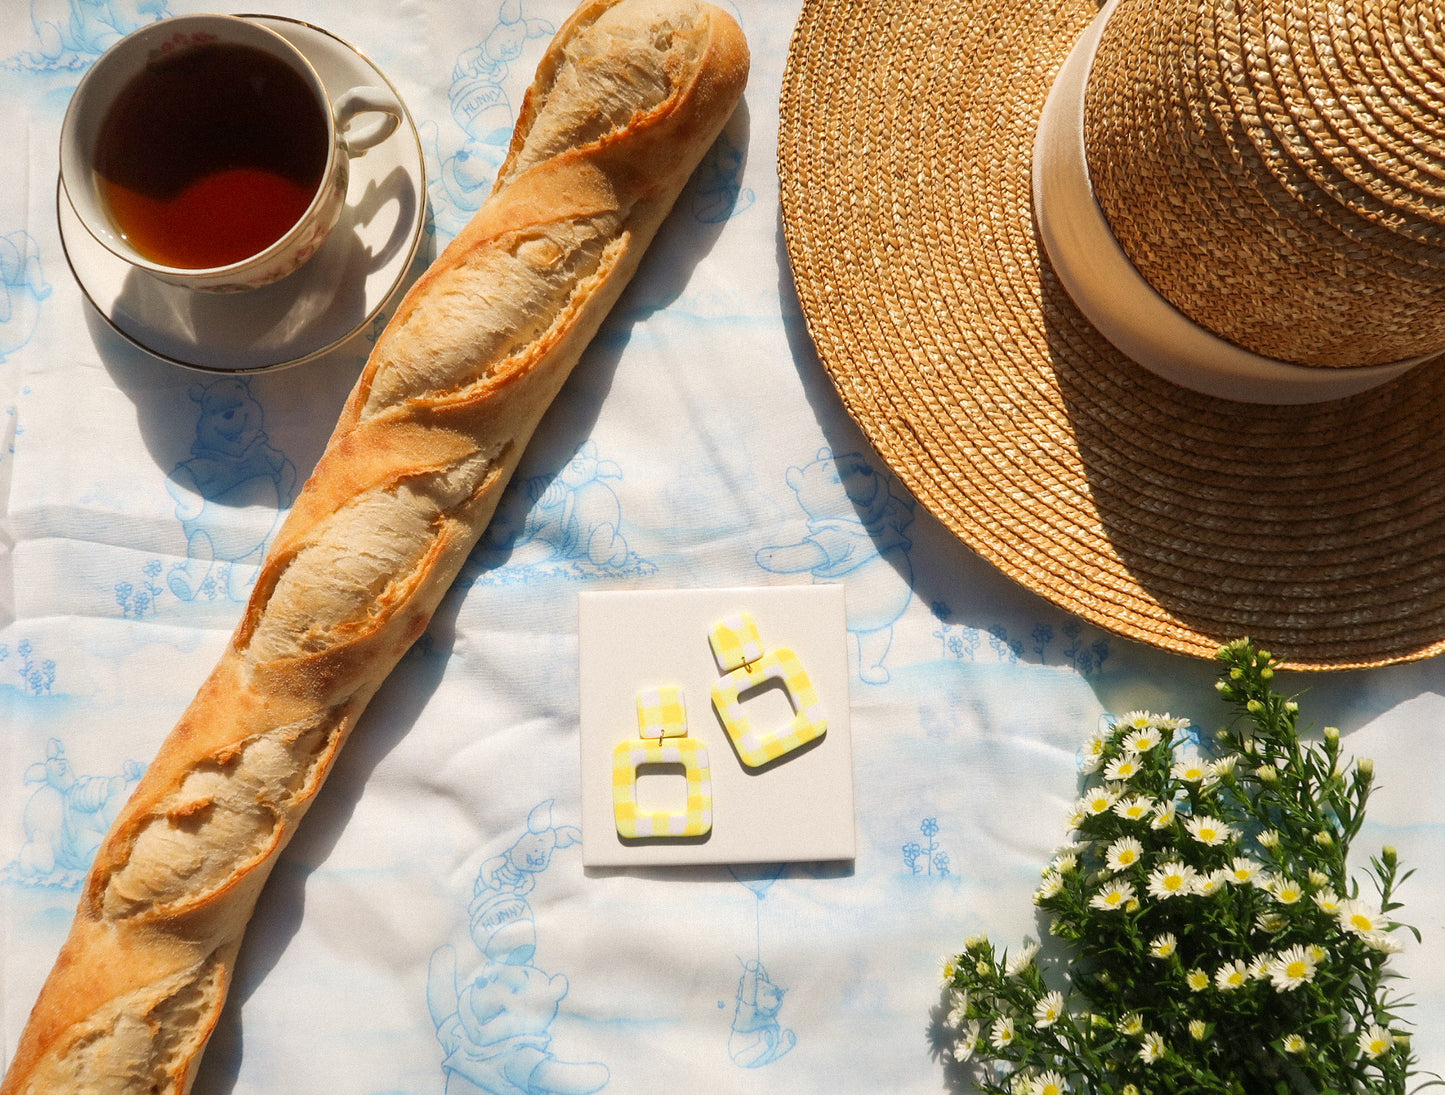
[778,0,1445,670]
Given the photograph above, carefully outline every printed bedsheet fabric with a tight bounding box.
[3,2,1445,1093]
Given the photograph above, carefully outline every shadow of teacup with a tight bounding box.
[111,162,421,371]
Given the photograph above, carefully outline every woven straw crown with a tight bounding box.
[1086,0,1445,367]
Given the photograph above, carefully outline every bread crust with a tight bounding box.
[1,3,747,1091]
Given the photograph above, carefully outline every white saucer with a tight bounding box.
[57,15,428,373]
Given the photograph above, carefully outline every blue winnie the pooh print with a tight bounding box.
[726,866,795,1068]
[428,801,608,1095]
[687,130,753,224]
[0,232,52,362]
[165,378,298,604]
[7,0,167,71]
[424,0,556,239]
[756,448,915,684]
[729,959,793,1068]
[423,0,752,240]
[469,441,654,583]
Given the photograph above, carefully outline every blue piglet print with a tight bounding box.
[5,739,143,889]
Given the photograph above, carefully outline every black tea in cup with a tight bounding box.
[94,41,329,270]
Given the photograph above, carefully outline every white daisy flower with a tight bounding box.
[1078,787,1118,816]
[1215,960,1249,991]
[1267,876,1304,905]
[1338,899,1388,937]
[1312,888,1342,914]
[1189,1018,1207,1041]
[1104,755,1142,781]
[1106,836,1144,871]
[1196,871,1225,896]
[954,1020,980,1062]
[1119,710,1154,731]
[1090,879,1136,912]
[1267,945,1319,991]
[1034,871,1064,902]
[1080,732,1108,774]
[1138,1032,1166,1063]
[1035,1070,1067,1095]
[1113,794,1155,822]
[1033,990,1065,1029]
[1124,726,1162,754]
[1224,856,1259,884]
[1150,800,1179,830]
[1210,754,1239,778]
[1256,911,1288,934]
[1149,933,1177,959]
[1362,930,1406,954]
[1171,755,1210,782]
[1146,861,1200,899]
[1257,828,1282,849]
[1006,941,1041,975]
[1358,1023,1394,1059]
[1185,815,1237,846]
[1119,1012,1144,1035]
[1185,968,1210,991]
[1282,1033,1307,1054]
[990,1016,1015,1049]
[946,998,971,1029]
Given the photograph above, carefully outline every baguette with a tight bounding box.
[1,3,748,1091]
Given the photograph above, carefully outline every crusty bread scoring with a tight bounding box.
[0,3,747,1092]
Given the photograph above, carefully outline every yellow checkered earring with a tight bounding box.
[708,611,827,768]
[612,685,713,840]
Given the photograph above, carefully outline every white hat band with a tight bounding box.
[1030,0,1429,405]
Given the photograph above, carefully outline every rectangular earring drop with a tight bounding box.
[613,685,713,839]
[708,612,828,769]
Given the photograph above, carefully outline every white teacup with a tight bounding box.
[59,14,401,293]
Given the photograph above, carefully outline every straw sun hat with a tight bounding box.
[778,0,1445,670]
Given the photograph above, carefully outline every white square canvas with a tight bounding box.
[578,585,855,867]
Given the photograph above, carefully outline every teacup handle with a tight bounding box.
[334,86,403,157]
